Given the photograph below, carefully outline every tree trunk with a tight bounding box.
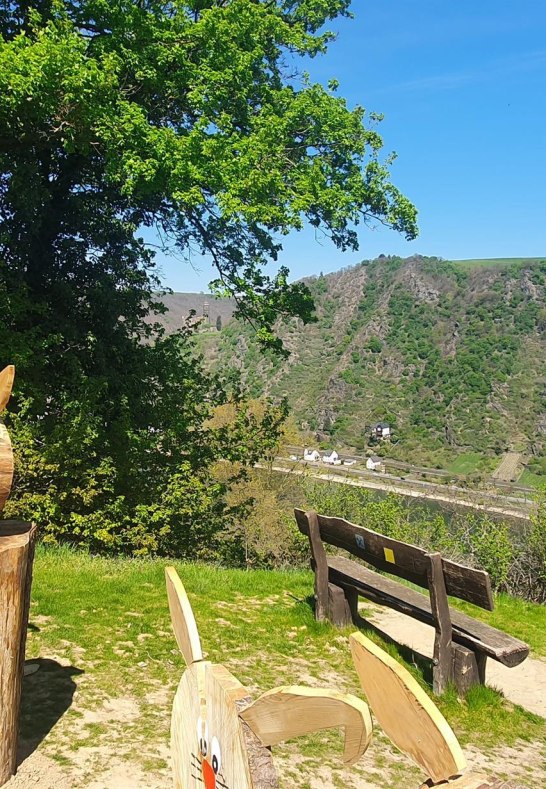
[0,521,37,787]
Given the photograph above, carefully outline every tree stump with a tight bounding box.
[0,520,37,787]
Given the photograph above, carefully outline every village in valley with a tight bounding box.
[1,2,545,789]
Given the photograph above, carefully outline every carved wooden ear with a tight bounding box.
[350,632,466,783]
[239,686,372,765]
[0,366,15,412]
[0,366,14,512]
[165,566,203,667]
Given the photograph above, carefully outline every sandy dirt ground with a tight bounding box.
[4,609,545,789]
[491,452,523,481]
[364,605,546,719]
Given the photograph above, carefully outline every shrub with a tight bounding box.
[301,480,546,601]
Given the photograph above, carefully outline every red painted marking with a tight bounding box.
[202,757,215,789]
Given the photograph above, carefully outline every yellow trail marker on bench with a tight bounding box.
[165,567,372,788]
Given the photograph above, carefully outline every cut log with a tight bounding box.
[0,521,37,787]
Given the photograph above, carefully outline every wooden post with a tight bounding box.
[306,511,329,622]
[327,583,353,628]
[427,552,453,695]
[475,652,487,684]
[0,521,37,787]
[451,645,481,696]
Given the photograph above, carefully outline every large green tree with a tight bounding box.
[0,1,417,555]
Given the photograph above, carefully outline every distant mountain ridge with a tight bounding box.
[162,256,546,469]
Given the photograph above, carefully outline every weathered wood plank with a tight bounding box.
[329,556,528,666]
[294,509,493,610]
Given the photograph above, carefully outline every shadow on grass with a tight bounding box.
[17,658,84,766]
[352,612,434,687]
[306,593,434,687]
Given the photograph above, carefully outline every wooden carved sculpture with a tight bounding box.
[0,364,15,510]
[165,567,372,788]
[350,632,525,789]
[0,365,38,787]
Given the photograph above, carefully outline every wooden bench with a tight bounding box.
[295,509,529,695]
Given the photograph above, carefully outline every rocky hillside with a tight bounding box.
[179,256,546,468]
[153,292,236,332]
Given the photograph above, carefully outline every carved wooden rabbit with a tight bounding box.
[165,567,372,788]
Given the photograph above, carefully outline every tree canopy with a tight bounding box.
[0,0,417,345]
[0,1,417,556]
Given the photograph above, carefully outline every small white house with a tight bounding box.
[322,450,341,465]
[366,455,385,472]
[370,422,391,440]
[303,448,321,462]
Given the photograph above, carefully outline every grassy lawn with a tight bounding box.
[518,469,545,488]
[446,452,483,474]
[20,547,546,788]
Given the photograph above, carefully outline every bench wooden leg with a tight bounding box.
[327,583,353,628]
[344,585,359,623]
[476,652,487,684]
[452,645,481,695]
[428,553,453,695]
[432,634,453,696]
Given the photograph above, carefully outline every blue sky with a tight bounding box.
[155,0,546,291]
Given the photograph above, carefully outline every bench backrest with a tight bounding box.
[294,509,493,610]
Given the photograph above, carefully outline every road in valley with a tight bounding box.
[267,456,533,522]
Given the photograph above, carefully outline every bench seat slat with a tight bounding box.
[328,556,529,668]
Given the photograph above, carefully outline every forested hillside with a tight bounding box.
[192,256,546,468]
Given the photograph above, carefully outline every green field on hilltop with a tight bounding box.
[450,257,545,269]
[446,452,484,474]
[19,548,546,788]
[519,469,546,488]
